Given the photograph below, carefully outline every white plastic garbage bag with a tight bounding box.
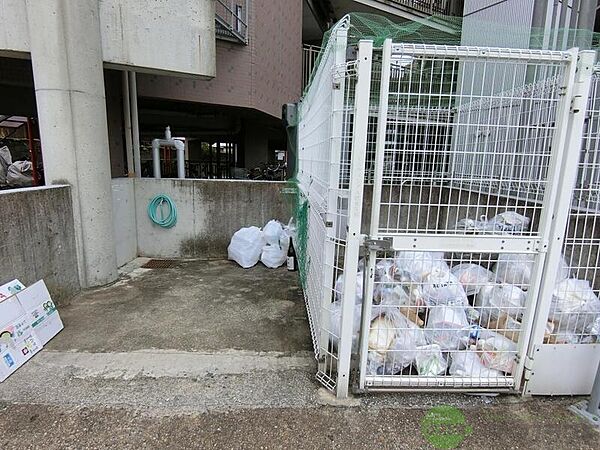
[421,269,468,306]
[263,220,283,245]
[493,253,569,289]
[475,283,527,321]
[6,160,33,187]
[394,251,449,282]
[451,263,494,296]
[415,344,447,376]
[227,226,265,268]
[449,350,502,378]
[551,279,600,334]
[476,330,517,374]
[486,211,530,233]
[260,243,286,268]
[425,305,469,350]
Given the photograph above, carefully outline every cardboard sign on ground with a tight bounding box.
[0,315,42,382]
[0,279,63,382]
[15,280,64,346]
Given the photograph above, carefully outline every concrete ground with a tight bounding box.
[0,259,598,449]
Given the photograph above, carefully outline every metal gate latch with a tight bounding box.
[364,237,392,251]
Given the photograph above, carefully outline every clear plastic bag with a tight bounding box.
[424,305,469,350]
[368,316,396,354]
[475,283,527,321]
[421,269,468,306]
[451,263,494,296]
[476,330,517,374]
[227,226,265,268]
[449,350,502,378]
[486,212,530,233]
[415,344,447,376]
[493,253,570,289]
[334,271,364,305]
[551,279,600,334]
[394,251,449,282]
[329,301,365,351]
[454,217,491,232]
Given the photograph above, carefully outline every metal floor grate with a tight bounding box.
[141,259,178,269]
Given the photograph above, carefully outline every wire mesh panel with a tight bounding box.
[358,42,578,392]
[296,19,364,393]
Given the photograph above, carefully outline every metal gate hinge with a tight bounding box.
[523,354,535,382]
[571,95,584,114]
[320,212,333,228]
[364,237,392,251]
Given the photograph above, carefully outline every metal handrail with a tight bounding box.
[386,0,451,15]
[215,0,248,44]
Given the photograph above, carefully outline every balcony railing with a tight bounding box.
[302,44,322,91]
[387,0,453,15]
[215,0,248,45]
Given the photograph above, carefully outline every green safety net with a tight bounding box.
[286,11,600,289]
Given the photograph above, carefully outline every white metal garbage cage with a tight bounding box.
[296,18,599,398]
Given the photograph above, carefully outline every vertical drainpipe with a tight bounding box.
[122,71,134,177]
[129,71,142,177]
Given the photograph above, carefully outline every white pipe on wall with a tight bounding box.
[152,138,161,178]
[175,139,185,179]
[152,126,186,179]
[122,71,134,176]
[129,71,142,177]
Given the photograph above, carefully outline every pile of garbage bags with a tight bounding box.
[228,219,293,269]
[330,249,600,378]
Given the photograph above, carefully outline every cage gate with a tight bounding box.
[354,41,590,393]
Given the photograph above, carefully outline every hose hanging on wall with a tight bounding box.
[147,194,177,228]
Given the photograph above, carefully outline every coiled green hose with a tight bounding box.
[147,194,177,228]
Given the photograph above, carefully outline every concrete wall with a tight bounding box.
[0,186,80,303]
[0,0,216,77]
[136,0,303,118]
[131,178,292,258]
[111,178,137,267]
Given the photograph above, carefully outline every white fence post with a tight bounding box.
[523,50,596,390]
[336,40,373,398]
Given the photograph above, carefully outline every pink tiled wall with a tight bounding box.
[136,0,302,118]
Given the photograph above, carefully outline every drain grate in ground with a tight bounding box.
[141,259,178,269]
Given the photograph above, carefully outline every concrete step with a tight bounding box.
[0,350,320,415]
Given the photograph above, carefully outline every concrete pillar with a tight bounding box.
[25,0,118,287]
